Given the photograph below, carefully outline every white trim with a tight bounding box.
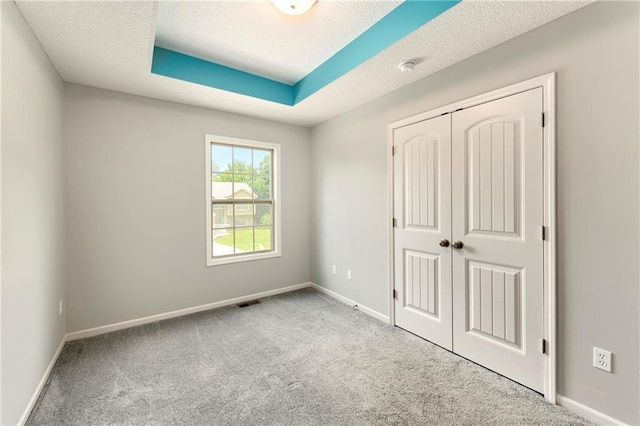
[0,34,3,422]
[0,5,3,416]
[207,251,282,266]
[387,124,396,327]
[66,282,312,341]
[387,73,557,403]
[205,134,282,267]
[541,73,557,404]
[310,282,390,324]
[557,395,627,426]
[389,74,555,130]
[17,337,66,425]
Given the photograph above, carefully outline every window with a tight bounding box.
[205,135,281,266]
[234,218,249,227]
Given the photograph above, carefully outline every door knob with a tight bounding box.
[452,241,464,249]
[439,239,450,247]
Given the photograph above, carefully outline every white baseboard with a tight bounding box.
[66,282,312,341]
[310,282,390,324]
[18,336,66,425]
[557,394,627,425]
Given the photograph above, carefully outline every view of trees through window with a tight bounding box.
[210,143,274,257]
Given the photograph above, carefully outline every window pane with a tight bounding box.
[212,176,233,200]
[213,229,234,256]
[255,204,272,226]
[212,205,229,229]
[233,147,252,173]
[212,144,232,172]
[235,203,253,226]
[234,218,250,227]
[252,174,271,199]
[253,149,271,174]
[232,176,254,199]
[255,227,272,251]
[234,227,255,253]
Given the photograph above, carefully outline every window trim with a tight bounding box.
[205,134,281,266]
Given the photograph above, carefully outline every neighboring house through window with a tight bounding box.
[205,135,281,265]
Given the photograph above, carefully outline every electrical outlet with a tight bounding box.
[347,269,352,280]
[332,264,337,274]
[593,347,612,373]
[59,299,64,316]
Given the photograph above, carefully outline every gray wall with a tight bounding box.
[64,85,311,332]
[1,2,66,424]
[310,2,639,424]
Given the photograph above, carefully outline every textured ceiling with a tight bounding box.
[156,1,401,84]
[16,1,593,127]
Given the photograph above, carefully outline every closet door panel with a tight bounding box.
[393,114,453,350]
[451,88,545,393]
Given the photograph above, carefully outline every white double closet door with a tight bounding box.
[393,88,545,393]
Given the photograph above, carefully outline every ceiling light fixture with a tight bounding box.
[271,0,318,16]
[399,61,416,73]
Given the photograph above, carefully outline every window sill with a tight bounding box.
[207,251,281,267]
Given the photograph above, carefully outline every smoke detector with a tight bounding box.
[399,61,416,73]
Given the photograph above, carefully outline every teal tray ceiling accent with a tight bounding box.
[152,47,294,104]
[151,0,460,106]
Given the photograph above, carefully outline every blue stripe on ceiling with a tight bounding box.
[151,47,294,105]
[293,0,460,104]
[151,0,460,106]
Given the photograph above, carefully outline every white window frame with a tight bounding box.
[205,134,281,266]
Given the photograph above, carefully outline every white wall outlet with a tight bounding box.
[332,264,337,274]
[347,269,352,280]
[59,299,64,316]
[593,347,612,373]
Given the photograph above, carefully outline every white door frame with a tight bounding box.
[387,73,557,403]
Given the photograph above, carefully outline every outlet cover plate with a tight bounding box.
[593,347,612,373]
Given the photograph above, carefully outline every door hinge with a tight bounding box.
[540,338,547,354]
[540,226,547,241]
[392,218,397,227]
[392,146,395,156]
[542,112,546,128]
[393,289,397,299]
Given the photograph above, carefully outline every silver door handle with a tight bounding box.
[452,241,464,249]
